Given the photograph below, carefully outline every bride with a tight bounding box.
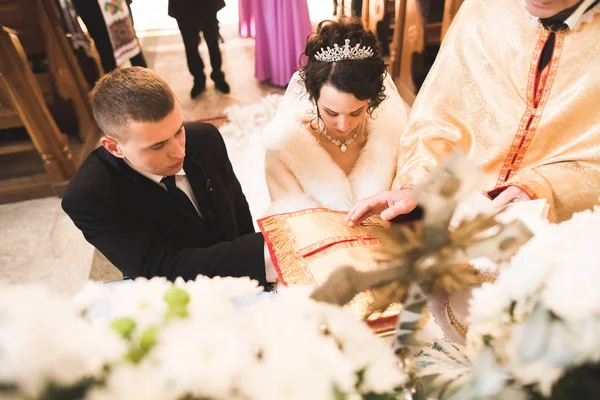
[262,18,407,215]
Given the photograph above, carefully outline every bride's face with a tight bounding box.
[317,84,369,138]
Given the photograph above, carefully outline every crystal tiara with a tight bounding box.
[314,39,374,62]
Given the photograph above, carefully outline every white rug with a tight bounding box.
[220,94,283,221]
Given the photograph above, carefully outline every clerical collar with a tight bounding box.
[540,0,600,31]
[123,158,186,184]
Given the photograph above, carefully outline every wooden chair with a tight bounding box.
[361,0,396,55]
[0,0,102,202]
[337,0,364,17]
[0,26,77,201]
[0,0,101,144]
[389,0,464,105]
[441,0,463,39]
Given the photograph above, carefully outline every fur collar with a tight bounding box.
[263,89,406,212]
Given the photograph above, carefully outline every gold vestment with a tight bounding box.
[394,0,600,222]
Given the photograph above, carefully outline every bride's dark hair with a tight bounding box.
[299,18,387,115]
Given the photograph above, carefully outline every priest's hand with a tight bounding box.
[492,185,532,207]
[345,189,417,226]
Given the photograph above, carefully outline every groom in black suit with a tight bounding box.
[62,67,275,287]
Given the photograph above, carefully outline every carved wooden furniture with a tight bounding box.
[361,0,396,55]
[0,26,77,201]
[441,0,463,39]
[388,0,464,105]
[0,0,102,203]
[0,0,100,143]
[337,0,363,17]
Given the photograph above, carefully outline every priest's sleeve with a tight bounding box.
[502,162,600,222]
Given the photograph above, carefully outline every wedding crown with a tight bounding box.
[314,39,374,62]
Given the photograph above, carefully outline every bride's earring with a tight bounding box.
[310,115,326,140]
[318,117,326,139]
[361,113,367,139]
[313,106,326,139]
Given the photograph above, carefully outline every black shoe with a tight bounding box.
[213,78,230,94]
[190,80,206,99]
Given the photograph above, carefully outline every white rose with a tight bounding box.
[0,284,124,397]
[149,318,256,399]
[468,282,511,337]
[85,363,175,400]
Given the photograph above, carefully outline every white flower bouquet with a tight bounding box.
[462,208,600,399]
[0,276,405,400]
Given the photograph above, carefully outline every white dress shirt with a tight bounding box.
[124,160,278,284]
[564,0,599,30]
[125,161,203,218]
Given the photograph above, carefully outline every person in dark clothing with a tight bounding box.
[62,67,277,286]
[352,0,363,17]
[168,0,231,98]
[333,0,362,17]
[72,0,147,73]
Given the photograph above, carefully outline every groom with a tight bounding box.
[62,67,276,287]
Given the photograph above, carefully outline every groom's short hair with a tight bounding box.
[90,67,175,141]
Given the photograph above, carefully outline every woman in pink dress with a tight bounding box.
[247,0,313,87]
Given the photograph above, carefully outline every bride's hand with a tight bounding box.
[345,189,417,226]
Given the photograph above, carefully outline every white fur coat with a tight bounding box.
[262,72,408,216]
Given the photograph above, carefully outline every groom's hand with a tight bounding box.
[345,189,417,226]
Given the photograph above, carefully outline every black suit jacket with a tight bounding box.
[168,0,226,21]
[62,122,266,286]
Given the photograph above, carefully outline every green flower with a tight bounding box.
[126,326,158,363]
[164,286,190,319]
[109,317,136,339]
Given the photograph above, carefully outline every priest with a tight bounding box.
[347,0,600,225]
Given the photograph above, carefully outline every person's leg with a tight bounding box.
[351,0,363,17]
[129,51,148,68]
[73,0,117,73]
[201,15,230,93]
[125,1,148,68]
[176,19,207,97]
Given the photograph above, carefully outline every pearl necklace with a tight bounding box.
[323,128,359,153]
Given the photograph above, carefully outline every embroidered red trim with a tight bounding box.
[495,29,565,187]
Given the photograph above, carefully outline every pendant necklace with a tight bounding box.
[323,127,359,153]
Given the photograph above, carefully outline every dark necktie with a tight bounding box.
[160,175,200,218]
[161,175,224,242]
